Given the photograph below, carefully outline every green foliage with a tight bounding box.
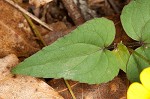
[121,0,150,42]
[113,43,130,72]
[12,18,120,84]
[127,47,150,82]
[121,0,150,82]
[12,0,150,84]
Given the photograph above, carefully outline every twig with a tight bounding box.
[4,0,53,31]
[61,0,85,25]
[107,0,120,14]
[58,82,78,93]
[107,42,142,50]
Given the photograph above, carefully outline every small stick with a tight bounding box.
[4,0,53,31]
[61,0,85,25]
[107,0,120,14]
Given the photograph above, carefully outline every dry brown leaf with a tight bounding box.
[48,76,127,99]
[0,54,64,99]
[29,0,53,8]
[0,54,19,80]
[42,21,68,44]
[0,0,40,58]
[108,15,134,44]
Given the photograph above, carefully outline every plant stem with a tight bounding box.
[12,0,47,46]
[106,42,141,50]
[64,79,76,99]
[23,14,47,46]
[128,48,150,64]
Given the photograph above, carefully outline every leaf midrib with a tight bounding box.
[18,43,103,69]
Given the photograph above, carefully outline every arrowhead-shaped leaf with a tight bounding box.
[12,18,119,84]
[121,0,150,42]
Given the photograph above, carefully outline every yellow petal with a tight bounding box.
[127,82,150,99]
[140,67,150,91]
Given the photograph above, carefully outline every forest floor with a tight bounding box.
[0,0,133,99]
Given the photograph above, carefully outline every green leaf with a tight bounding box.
[113,42,130,72]
[121,0,150,82]
[12,18,119,84]
[121,0,150,43]
[127,46,150,82]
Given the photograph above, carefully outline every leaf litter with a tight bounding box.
[0,54,63,99]
[0,0,130,98]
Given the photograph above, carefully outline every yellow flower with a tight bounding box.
[127,67,150,99]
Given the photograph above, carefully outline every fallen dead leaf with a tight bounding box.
[42,21,68,45]
[48,76,127,99]
[0,54,63,99]
[29,0,53,8]
[109,15,134,44]
[0,0,40,58]
[0,54,18,80]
